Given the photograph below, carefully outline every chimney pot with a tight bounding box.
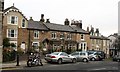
[87,27,89,32]
[46,19,50,23]
[29,17,33,21]
[64,18,69,25]
[40,14,45,22]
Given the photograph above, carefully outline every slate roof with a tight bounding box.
[71,26,89,34]
[90,36,102,39]
[90,35,109,40]
[28,21,48,30]
[44,23,75,32]
[101,36,110,40]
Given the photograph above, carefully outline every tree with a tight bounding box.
[113,35,120,55]
[10,43,16,48]
[3,38,10,48]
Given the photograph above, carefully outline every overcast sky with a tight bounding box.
[4,0,120,36]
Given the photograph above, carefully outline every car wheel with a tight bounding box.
[117,59,120,62]
[82,58,88,62]
[57,59,62,64]
[72,58,77,63]
[27,61,32,67]
[91,57,95,61]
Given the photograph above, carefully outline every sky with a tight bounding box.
[4,0,120,36]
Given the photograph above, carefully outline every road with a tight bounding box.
[2,60,120,72]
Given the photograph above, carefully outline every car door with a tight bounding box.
[70,52,80,61]
[60,52,70,62]
[79,52,86,61]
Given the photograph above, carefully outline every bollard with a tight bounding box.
[16,54,20,66]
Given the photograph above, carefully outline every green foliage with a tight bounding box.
[3,50,16,62]
[10,43,16,47]
[3,38,10,48]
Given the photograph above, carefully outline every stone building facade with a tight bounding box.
[2,5,109,55]
[87,26,110,57]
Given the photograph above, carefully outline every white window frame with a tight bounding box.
[7,29,18,38]
[7,15,18,25]
[60,33,64,39]
[34,30,39,39]
[32,42,39,49]
[9,41,17,47]
[67,33,72,40]
[51,32,56,39]
[21,18,26,28]
[80,42,87,51]
[10,41,17,50]
[103,40,106,46]
[81,34,84,41]
[68,44,72,49]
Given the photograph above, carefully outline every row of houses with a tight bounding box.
[2,5,110,56]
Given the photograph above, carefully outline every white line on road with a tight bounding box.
[91,68,106,70]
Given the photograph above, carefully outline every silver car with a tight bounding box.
[44,52,77,64]
[87,51,100,61]
[69,51,89,62]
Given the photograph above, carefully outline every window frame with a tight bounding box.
[81,34,84,40]
[7,29,18,38]
[51,32,57,39]
[34,30,39,39]
[21,19,26,28]
[32,42,39,49]
[7,15,18,25]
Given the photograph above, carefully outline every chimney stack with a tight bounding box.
[29,17,33,21]
[95,28,99,33]
[71,19,75,25]
[87,27,89,32]
[46,19,50,23]
[40,14,45,22]
[64,18,70,25]
[95,28,99,36]
[79,20,82,29]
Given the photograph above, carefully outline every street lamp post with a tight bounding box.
[16,52,20,66]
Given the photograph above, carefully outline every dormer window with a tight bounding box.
[8,15,18,25]
[22,19,25,28]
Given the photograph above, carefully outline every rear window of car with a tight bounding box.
[80,53,86,55]
[87,51,94,55]
[51,52,59,55]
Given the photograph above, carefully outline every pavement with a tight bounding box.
[1,59,47,70]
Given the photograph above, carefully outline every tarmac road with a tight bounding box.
[2,60,120,72]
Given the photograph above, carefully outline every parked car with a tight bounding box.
[69,51,89,62]
[112,55,120,62]
[95,51,106,60]
[87,50,106,61]
[87,51,100,61]
[44,52,77,64]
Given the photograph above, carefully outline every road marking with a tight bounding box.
[91,68,106,70]
[112,67,118,69]
[2,67,22,70]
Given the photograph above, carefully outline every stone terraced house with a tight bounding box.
[2,5,110,55]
